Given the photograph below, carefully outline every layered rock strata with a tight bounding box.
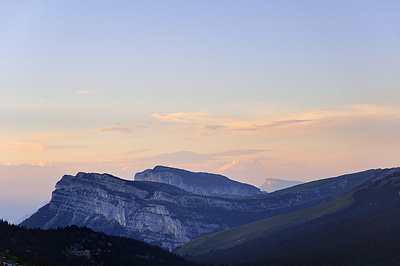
[21,168,399,250]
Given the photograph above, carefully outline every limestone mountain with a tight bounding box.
[134,165,264,198]
[20,167,399,251]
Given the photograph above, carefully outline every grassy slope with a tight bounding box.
[176,172,400,265]
[175,191,355,258]
[175,169,386,257]
[261,169,379,198]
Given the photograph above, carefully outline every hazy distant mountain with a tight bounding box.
[21,167,399,251]
[175,170,400,265]
[135,165,265,198]
[259,178,304,192]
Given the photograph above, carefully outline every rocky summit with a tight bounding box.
[134,165,264,198]
[20,167,400,251]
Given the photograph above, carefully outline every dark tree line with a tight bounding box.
[0,220,206,266]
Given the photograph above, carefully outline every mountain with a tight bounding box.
[134,165,264,198]
[0,220,202,266]
[21,167,399,251]
[175,171,400,266]
[259,178,303,192]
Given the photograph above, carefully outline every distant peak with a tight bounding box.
[260,178,304,193]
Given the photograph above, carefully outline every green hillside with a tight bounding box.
[261,168,388,198]
[175,168,393,258]
[176,192,354,258]
[176,172,400,265]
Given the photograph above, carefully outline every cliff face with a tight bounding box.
[134,166,264,198]
[21,168,399,251]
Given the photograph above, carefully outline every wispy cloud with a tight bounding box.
[197,125,226,130]
[151,111,315,132]
[124,149,149,155]
[95,126,134,133]
[152,112,212,124]
[133,149,268,167]
[217,158,270,185]
[152,105,400,136]
[44,144,98,150]
[3,104,399,188]
[75,90,95,95]
[92,125,147,134]
[234,120,312,131]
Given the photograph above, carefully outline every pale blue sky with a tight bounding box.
[1,1,399,114]
[1,1,400,223]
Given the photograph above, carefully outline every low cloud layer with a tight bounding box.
[152,105,400,136]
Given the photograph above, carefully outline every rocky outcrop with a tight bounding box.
[21,168,400,251]
[259,178,303,192]
[134,166,264,198]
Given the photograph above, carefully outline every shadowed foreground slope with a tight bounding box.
[0,221,203,266]
[176,172,400,266]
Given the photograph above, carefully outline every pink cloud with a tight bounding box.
[233,120,312,131]
[152,105,400,136]
[93,125,147,134]
[197,125,226,130]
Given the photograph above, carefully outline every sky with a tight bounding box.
[1,0,399,223]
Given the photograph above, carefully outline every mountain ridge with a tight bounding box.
[175,171,400,265]
[21,166,399,251]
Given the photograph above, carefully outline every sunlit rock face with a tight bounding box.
[134,165,265,198]
[20,168,400,251]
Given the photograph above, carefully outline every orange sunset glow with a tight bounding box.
[1,1,399,225]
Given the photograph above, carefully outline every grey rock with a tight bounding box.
[21,167,400,251]
[134,165,265,198]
